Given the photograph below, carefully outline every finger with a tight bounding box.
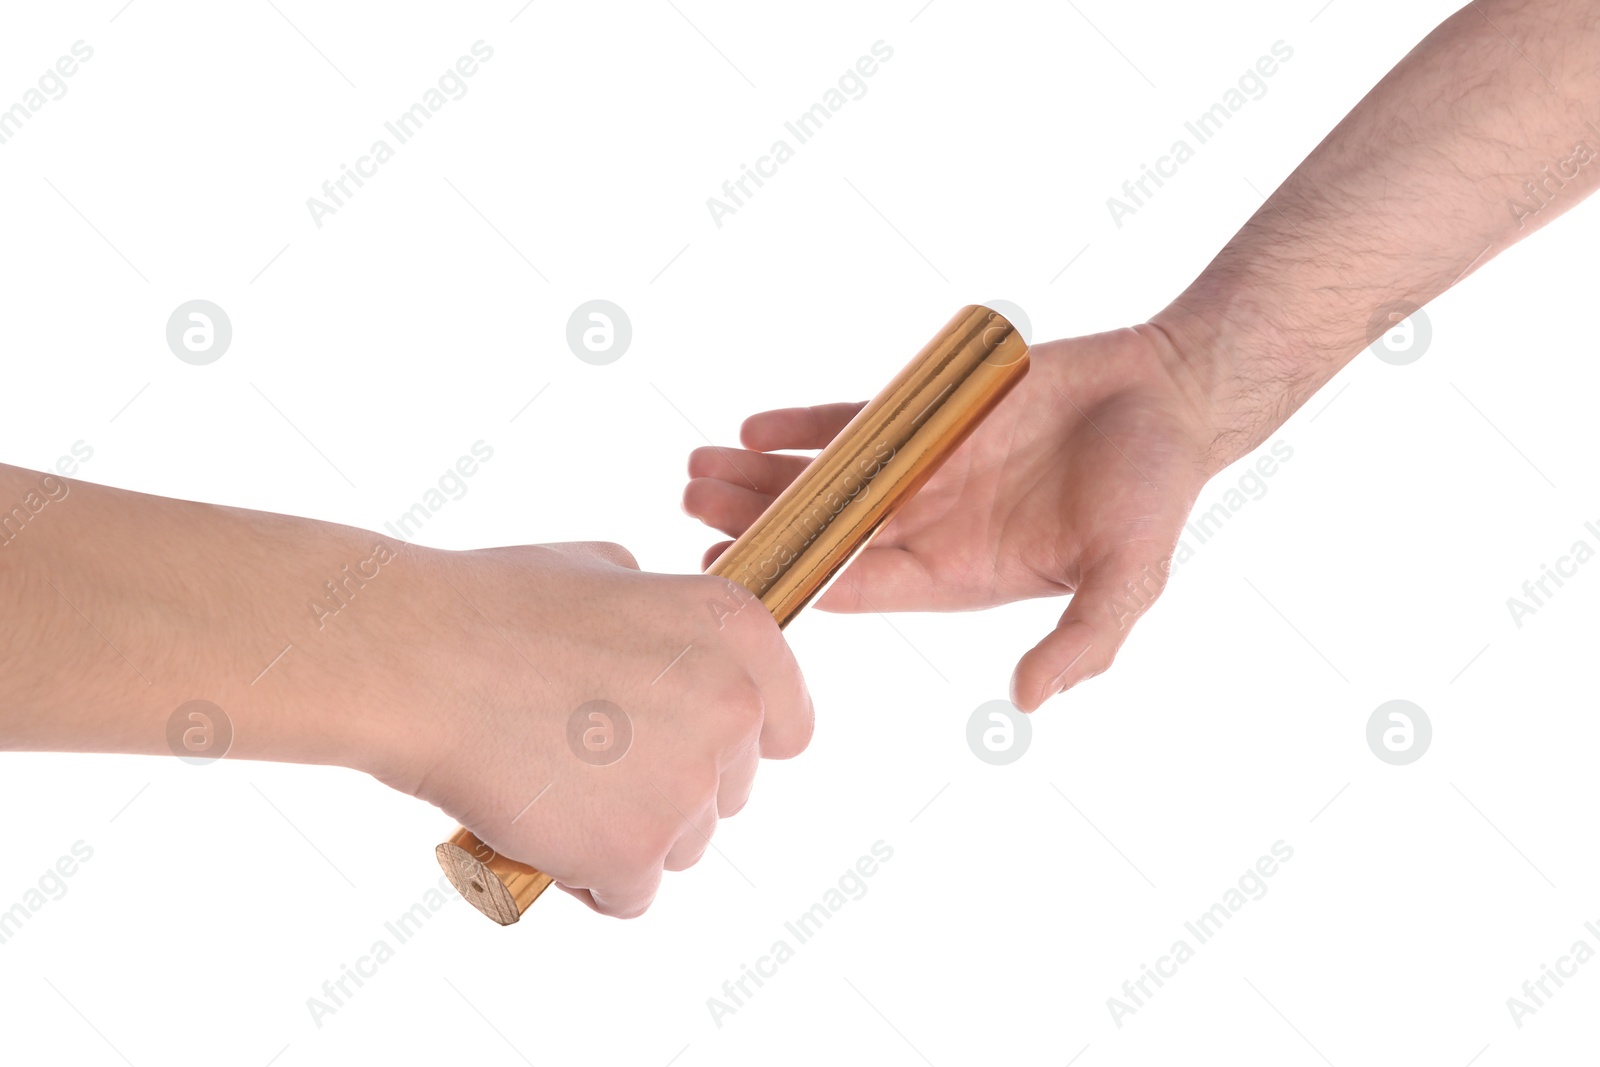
[663,832,711,873]
[811,548,932,613]
[555,873,661,918]
[746,626,814,761]
[683,477,776,538]
[740,402,866,452]
[700,539,734,571]
[699,542,923,614]
[555,882,601,912]
[701,581,814,761]
[687,445,809,494]
[662,808,717,872]
[586,867,664,919]
[1010,549,1171,712]
[660,772,721,871]
[715,738,760,817]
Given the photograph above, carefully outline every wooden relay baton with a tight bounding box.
[436,304,1031,925]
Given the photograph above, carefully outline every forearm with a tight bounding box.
[1152,0,1600,470]
[0,463,449,775]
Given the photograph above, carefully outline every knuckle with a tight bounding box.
[665,829,714,872]
[564,539,638,570]
[685,575,760,637]
[761,674,813,760]
[615,830,670,875]
[663,761,723,812]
[779,704,816,757]
[600,541,640,570]
[763,728,806,761]
[718,775,755,817]
[707,675,765,740]
[590,864,663,919]
[697,762,726,807]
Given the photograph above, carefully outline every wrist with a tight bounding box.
[194,520,438,779]
[305,542,488,788]
[331,543,564,799]
[1147,284,1339,478]
[198,516,484,786]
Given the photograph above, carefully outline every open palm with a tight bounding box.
[684,325,1219,710]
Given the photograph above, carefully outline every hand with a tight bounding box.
[0,456,811,921]
[683,325,1218,712]
[378,541,812,918]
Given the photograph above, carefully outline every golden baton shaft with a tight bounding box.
[437,304,1030,925]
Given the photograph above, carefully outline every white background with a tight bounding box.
[2,0,1597,1063]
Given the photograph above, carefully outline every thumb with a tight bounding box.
[1010,549,1171,712]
